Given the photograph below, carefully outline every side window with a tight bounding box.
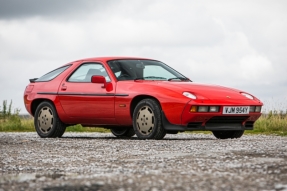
[68,63,111,82]
[36,65,71,82]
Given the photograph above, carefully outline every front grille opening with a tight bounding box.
[245,121,254,128]
[187,122,202,128]
[206,116,249,124]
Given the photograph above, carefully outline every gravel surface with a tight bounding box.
[1,132,287,191]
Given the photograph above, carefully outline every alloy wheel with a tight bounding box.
[136,106,154,135]
[37,106,54,134]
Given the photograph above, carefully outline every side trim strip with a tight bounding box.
[37,92,58,95]
[58,92,115,96]
[115,94,129,97]
[37,92,129,97]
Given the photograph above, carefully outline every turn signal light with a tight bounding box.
[190,106,197,112]
[190,106,219,113]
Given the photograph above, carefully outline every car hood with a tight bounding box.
[156,81,252,100]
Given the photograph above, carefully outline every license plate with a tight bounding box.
[222,106,249,114]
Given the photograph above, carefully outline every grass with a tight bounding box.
[0,118,110,133]
[1,112,286,136]
[248,111,287,136]
[0,100,286,135]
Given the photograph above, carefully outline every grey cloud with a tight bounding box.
[0,0,113,19]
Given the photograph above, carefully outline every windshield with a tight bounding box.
[107,60,189,81]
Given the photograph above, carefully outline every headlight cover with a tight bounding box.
[183,92,196,99]
[241,93,254,100]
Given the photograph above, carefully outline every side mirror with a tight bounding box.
[91,75,113,92]
[91,75,106,84]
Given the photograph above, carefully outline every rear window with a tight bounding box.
[36,65,71,82]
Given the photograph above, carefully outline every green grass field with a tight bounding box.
[0,117,111,133]
[250,111,287,136]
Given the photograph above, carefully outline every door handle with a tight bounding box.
[61,83,67,90]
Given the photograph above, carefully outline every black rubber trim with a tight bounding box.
[115,94,129,96]
[161,111,188,131]
[37,92,129,96]
[161,111,253,131]
[37,92,58,95]
[58,92,115,96]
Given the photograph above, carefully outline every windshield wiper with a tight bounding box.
[168,77,191,82]
[145,76,167,79]
[134,76,167,80]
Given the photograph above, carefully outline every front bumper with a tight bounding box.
[162,111,261,131]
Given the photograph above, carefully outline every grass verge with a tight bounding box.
[0,118,110,133]
[0,111,286,136]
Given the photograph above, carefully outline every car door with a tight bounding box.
[58,62,115,122]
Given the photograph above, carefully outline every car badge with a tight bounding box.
[226,96,230,98]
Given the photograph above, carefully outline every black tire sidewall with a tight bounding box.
[111,127,135,137]
[34,101,58,138]
[212,130,244,139]
[111,128,129,136]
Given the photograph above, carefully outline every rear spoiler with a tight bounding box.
[29,78,38,83]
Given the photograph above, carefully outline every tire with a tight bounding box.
[212,130,244,139]
[233,130,245,138]
[34,101,66,138]
[133,99,166,140]
[111,127,135,137]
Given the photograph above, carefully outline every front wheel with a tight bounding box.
[111,127,135,137]
[133,99,166,140]
[34,101,66,138]
[212,130,244,139]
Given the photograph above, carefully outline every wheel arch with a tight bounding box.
[130,95,161,118]
[31,98,54,116]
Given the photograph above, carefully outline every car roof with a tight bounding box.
[73,57,158,63]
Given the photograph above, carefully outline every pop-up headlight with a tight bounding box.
[183,92,196,99]
[241,93,254,100]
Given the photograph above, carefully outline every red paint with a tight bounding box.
[24,57,263,128]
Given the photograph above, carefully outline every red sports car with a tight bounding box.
[24,57,263,139]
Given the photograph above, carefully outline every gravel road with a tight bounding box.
[1,132,287,191]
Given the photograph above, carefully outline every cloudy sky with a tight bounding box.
[0,0,286,113]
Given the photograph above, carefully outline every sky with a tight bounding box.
[0,0,286,113]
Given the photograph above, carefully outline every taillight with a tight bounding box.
[25,85,34,93]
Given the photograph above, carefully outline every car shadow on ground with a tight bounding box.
[61,135,215,141]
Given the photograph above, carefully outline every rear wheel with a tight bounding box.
[34,101,66,138]
[111,127,135,137]
[212,130,244,139]
[133,99,166,140]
